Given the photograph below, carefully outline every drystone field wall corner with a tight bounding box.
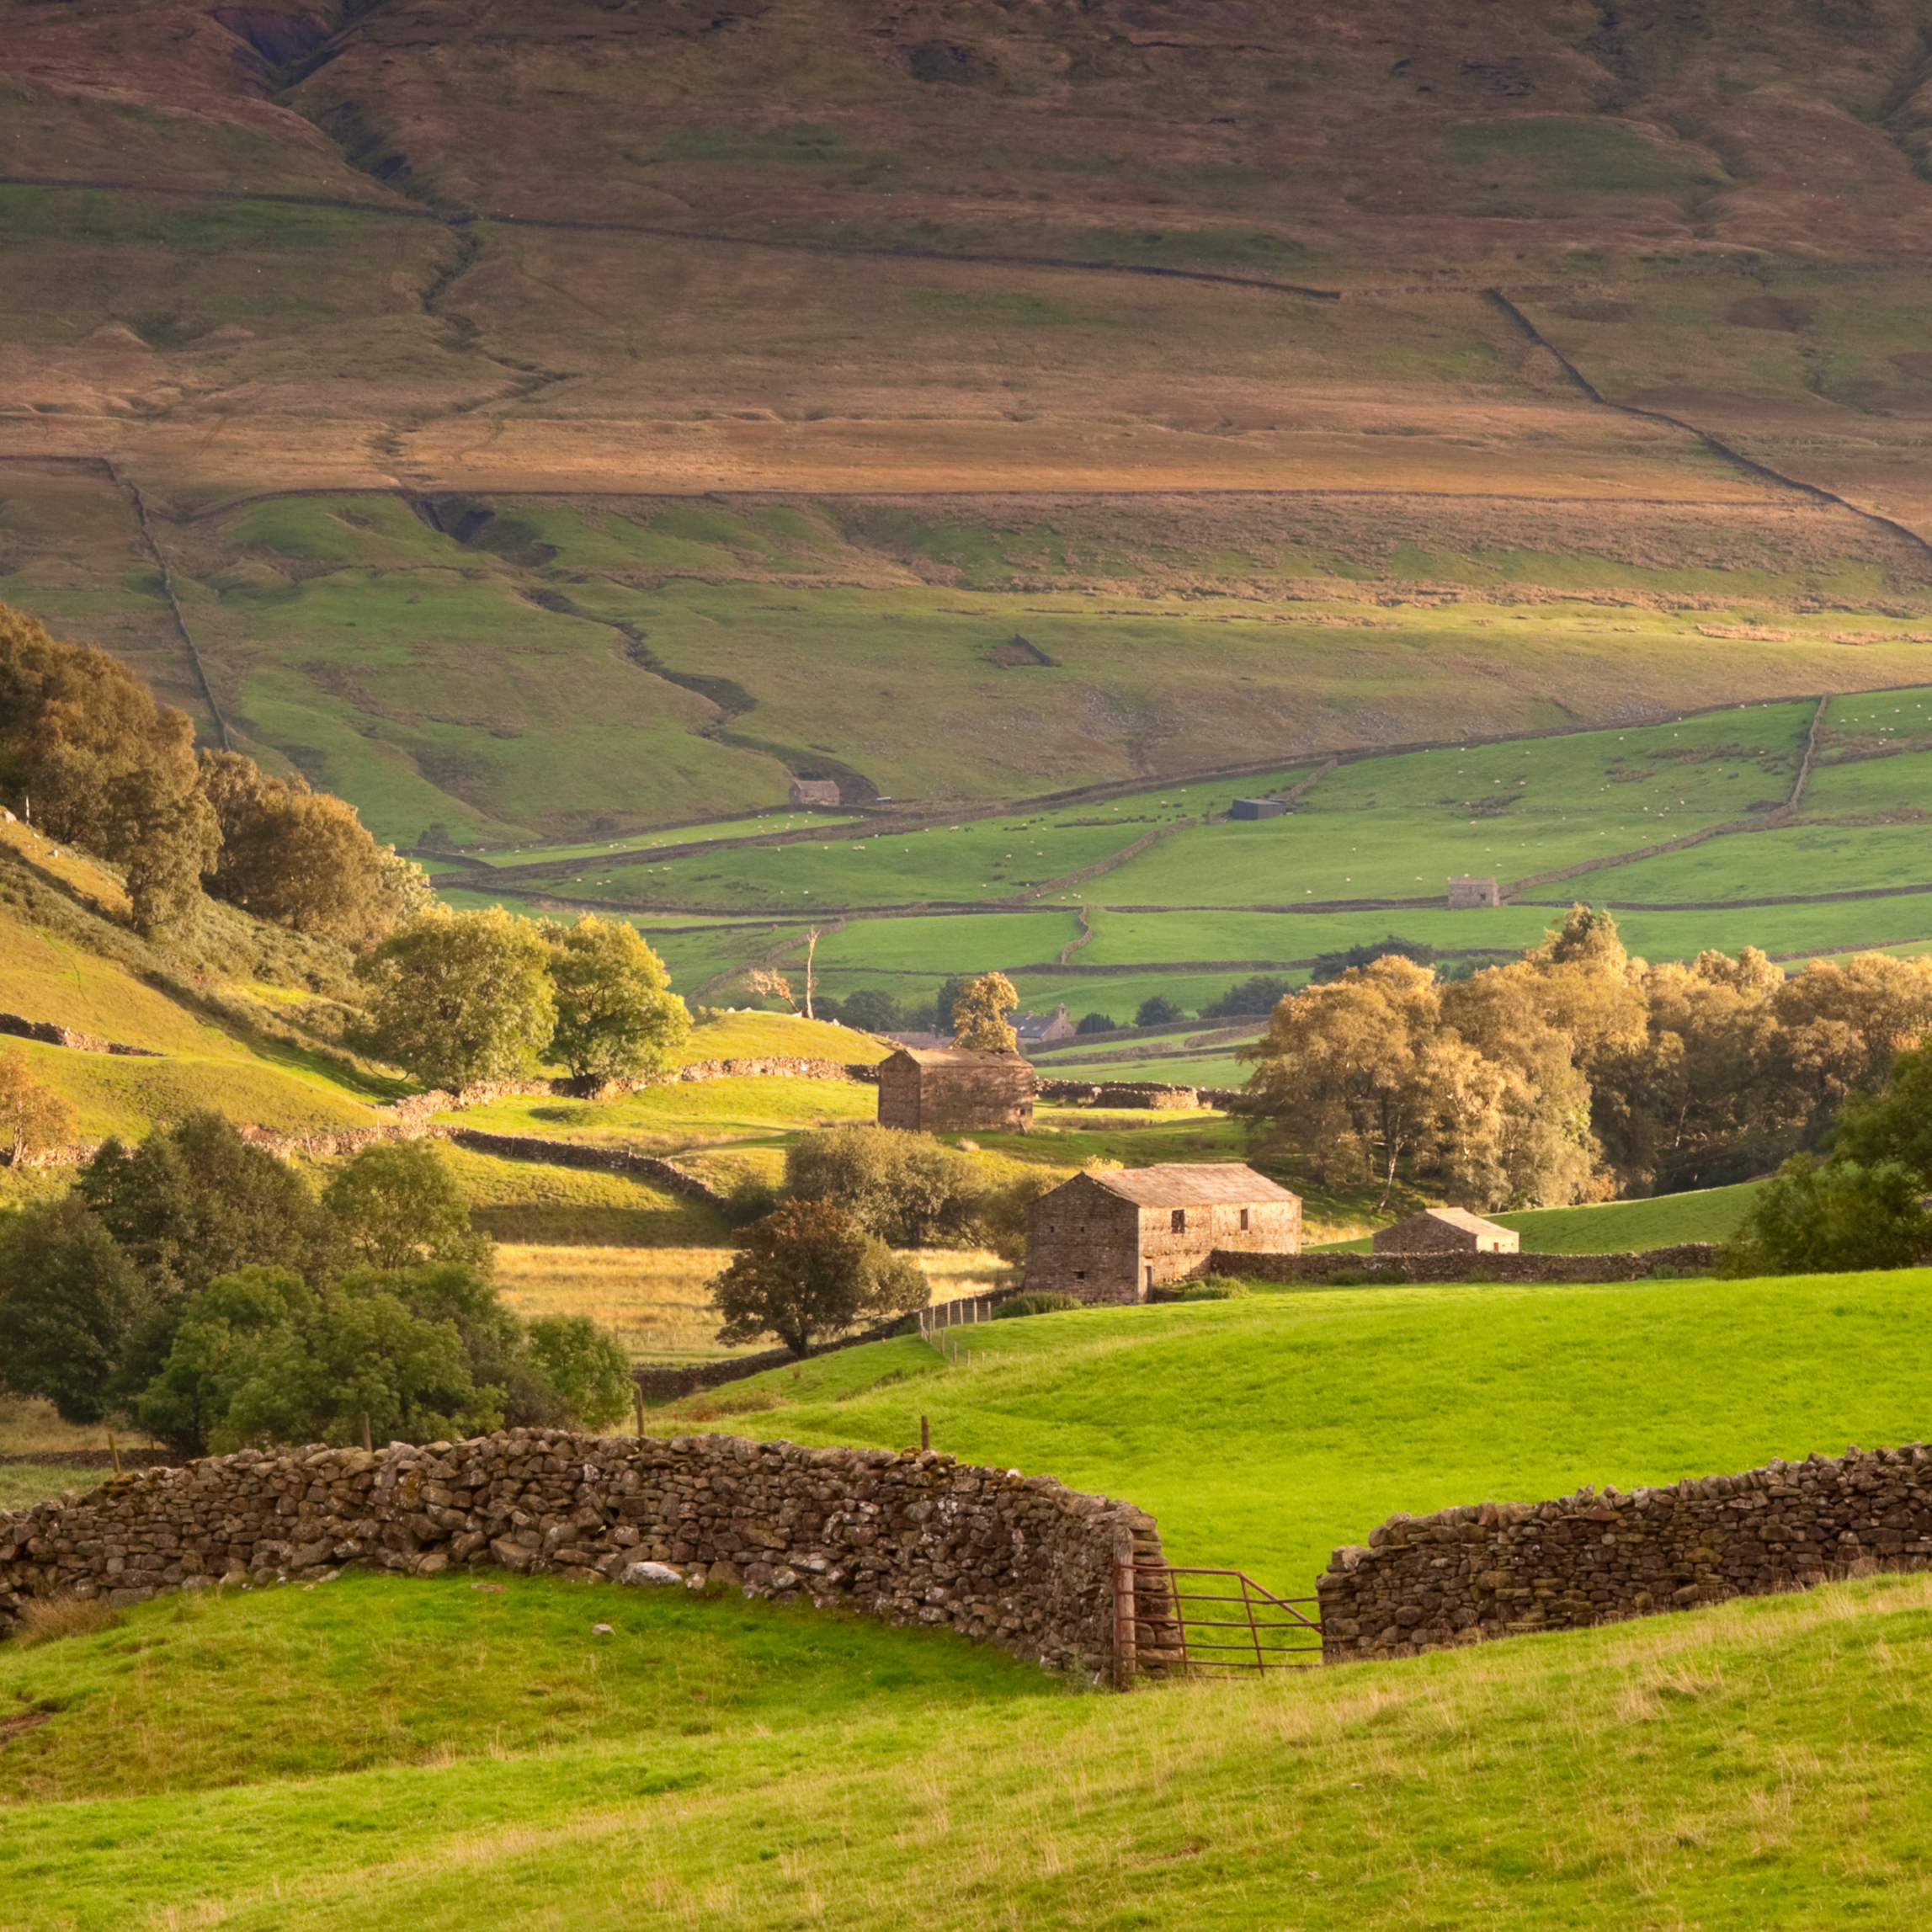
[0,1431,1168,1685]
[1320,1442,1932,1663]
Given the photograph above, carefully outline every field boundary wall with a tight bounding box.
[0,1429,1171,1685]
[1320,1440,1932,1663]
[1216,1243,1720,1285]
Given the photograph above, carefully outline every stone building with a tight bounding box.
[1447,875,1502,908]
[1229,798,1290,821]
[1372,1206,1519,1254]
[875,1047,1035,1133]
[790,777,842,807]
[1014,1003,1076,1045]
[1025,1163,1301,1304]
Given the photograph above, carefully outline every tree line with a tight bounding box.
[1243,908,1932,1209]
[0,1115,632,1454]
[0,601,428,942]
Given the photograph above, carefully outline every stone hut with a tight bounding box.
[1025,1163,1301,1304]
[1447,875,1502,908]
[875,1047,1035,1133]
[790,777,842,807]
[1229,798,1289,821]
[1372,1206,1519,1254]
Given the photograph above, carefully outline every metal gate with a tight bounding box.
[1138,1566,1323,1674]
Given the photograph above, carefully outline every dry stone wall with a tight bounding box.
[1218,1243,1719,1285]
[0,1429,1169,1685]
[1318,1441,1932,1663]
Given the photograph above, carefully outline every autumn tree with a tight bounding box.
[198,748,427,947]
[709,1200,928,1358]
[543,914,689,1086]
[1241,955,1508,1209]
[356,907,557,1089]
[951,971,1019,1050]
[0,1046,76,1166]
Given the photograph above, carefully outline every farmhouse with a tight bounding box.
[875,1046,1035,1132]
[1447,875,1502,908]
[1014,1003,1076,1045]
[1025,1163,1301,1303]
[1373,1206,1519,1254]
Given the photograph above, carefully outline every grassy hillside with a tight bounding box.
[665,1269,1932,1594]
[1493,1184,1764,1253]
[11,1561,1932,1929]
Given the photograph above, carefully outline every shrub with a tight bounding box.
[1135,995,1184,1027]
[991,1292,1080,1319]
[1074,1011,1119,1035]
[1152,1275,1248,1301]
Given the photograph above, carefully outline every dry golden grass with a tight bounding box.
[494,1243,1009,1360]
[0,1394,114,1458]
[10,1594,121,1647]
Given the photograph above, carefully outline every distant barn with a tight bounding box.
[1447,875,1501,908]
[1229,798,1290,821]
[1025,1163,1301,1303]
[1372,1207,1518,1254]
[790,778,842,807]
[875,1047,1035,1134]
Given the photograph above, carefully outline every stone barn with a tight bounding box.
[875,1047,1035,1133]
[1229,798,1289,820]
[1372,1206,1519,1254]
[1025,1163,1301,1304]
[790,777,842,807]
[1447,875,1501,908]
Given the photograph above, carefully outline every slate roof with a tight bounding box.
[881,1046,1027,1066]
[1391,1206,1514,1237]
[1084,1163,1299,1207]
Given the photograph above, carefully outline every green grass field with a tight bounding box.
[13,1268,1932,1929]
[669,1268,1932,1591]
[1493,1183,1763,1252]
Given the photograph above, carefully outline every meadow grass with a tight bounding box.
[1494,1181,1763,1252]
[442,1148,726,1248]
[677,1269,1932,1591]
[445,1074,876,1153]
[465,813,861,866]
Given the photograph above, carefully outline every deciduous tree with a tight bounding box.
[356,907,557,1089]
[0,1046,76,1166]
[952,971,1019,1050]
[784,1123,984,1248]
[543,914,689,1085]
[321,1139,488,1272]
[709,1200,927,1358]
[0,1198,143,1425]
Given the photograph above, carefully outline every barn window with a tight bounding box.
[1075,1269,1086,1280]
[1238,1208,1249,1232]
[1171,1208,1186,1233]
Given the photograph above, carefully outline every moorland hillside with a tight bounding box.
[10,3,1932,837]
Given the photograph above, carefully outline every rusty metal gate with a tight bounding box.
[1136,1566,1323,1674]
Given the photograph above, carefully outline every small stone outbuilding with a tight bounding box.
[1372,1206,1519,1254]
[1229,798,1290,821]
[790,777,842,807]
[875,1047,1035,1133]
[1025,1163,1301,1304]
[1447,875,1502,908]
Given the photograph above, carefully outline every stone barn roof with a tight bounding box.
[1084,1163,1300,1207]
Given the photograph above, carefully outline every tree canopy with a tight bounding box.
[356,907,558,1090]
[951,971,1019,1051]
[710,1200,927,1357]
[543,914,689,1085]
